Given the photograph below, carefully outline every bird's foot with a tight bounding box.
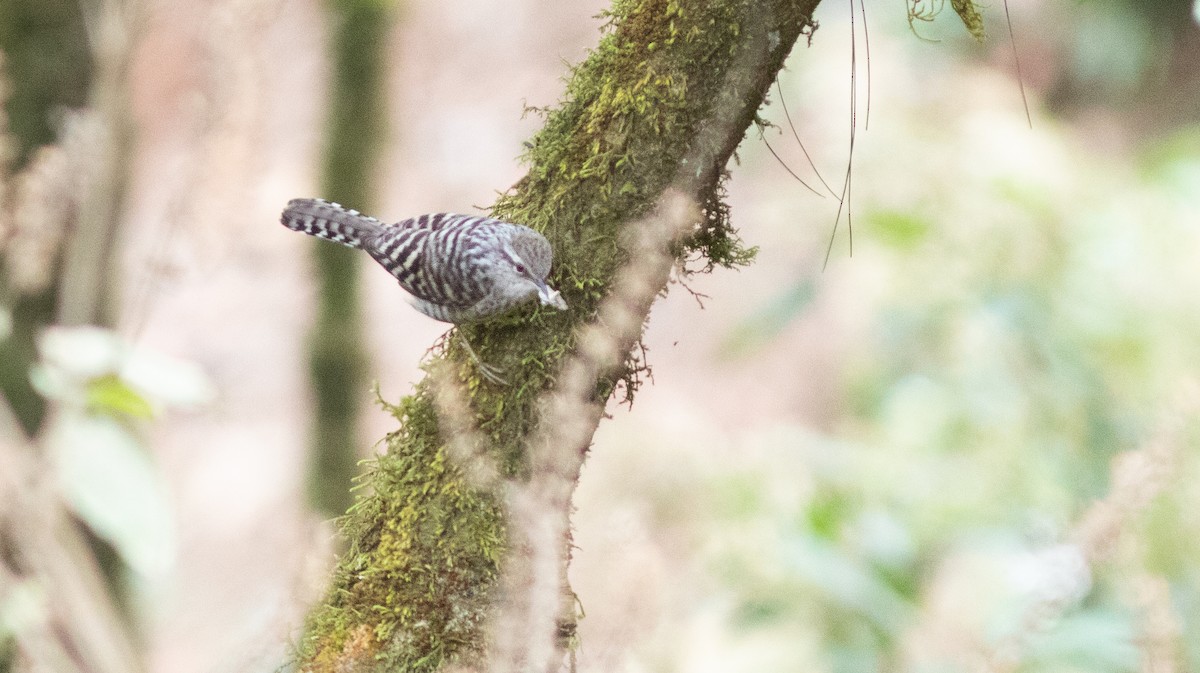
[458,332,509,386]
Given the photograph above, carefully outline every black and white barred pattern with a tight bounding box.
[281,198,564,324]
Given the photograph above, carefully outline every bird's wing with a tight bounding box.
[365,214,497,311]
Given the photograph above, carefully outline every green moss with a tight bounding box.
[298,385,505,670]
[950,0,986,41]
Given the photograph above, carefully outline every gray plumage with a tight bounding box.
[281,198,567,324]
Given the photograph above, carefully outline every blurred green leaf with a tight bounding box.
[1023,609,1139,672]
[733,597,790,628]
[87,374,154,419]
[808,490,854,540]
[781,535,912,636]
[49,415,175,577]
[867,209,931,250]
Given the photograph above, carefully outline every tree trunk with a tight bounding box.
[305,0,392,520]
[295,0,822,670]
[0,0,92,435]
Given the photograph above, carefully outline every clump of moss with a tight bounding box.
[907,0,987,41]
[297,386,504,671]
[951,0,986,40]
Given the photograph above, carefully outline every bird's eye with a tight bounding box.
[515,263,526,274]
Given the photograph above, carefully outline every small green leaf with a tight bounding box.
[87,375,154,419]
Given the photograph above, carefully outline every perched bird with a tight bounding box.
[281,198,567,322]
[281,198,568,382]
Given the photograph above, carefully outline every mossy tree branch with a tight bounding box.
[295,0,822,670]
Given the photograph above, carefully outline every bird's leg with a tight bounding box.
[457,330,509,386]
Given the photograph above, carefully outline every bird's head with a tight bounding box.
[503,228,568,311]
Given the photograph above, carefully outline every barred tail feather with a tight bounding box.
[280,198,384,249]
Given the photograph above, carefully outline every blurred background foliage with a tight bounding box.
[640,1,1200,670]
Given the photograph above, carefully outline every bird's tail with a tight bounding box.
[280,198,384,249]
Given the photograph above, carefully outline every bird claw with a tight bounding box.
[475,360,510,386]
[458,333,510,386]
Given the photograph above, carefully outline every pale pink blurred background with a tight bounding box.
[109,0,1174,670]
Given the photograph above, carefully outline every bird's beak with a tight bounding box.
[535,279,568,310]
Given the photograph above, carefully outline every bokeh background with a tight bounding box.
[2,0,1200,671]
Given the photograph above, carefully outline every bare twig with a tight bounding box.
[486,192,698,673]
[1126,572,1181,673]
[428,359,503,492]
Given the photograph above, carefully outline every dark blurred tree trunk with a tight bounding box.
[305,0,394,518]
[294,0,822,670]
[0,0,91,166]
[0,0,92,436]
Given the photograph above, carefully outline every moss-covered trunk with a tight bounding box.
[295,0,822,669]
